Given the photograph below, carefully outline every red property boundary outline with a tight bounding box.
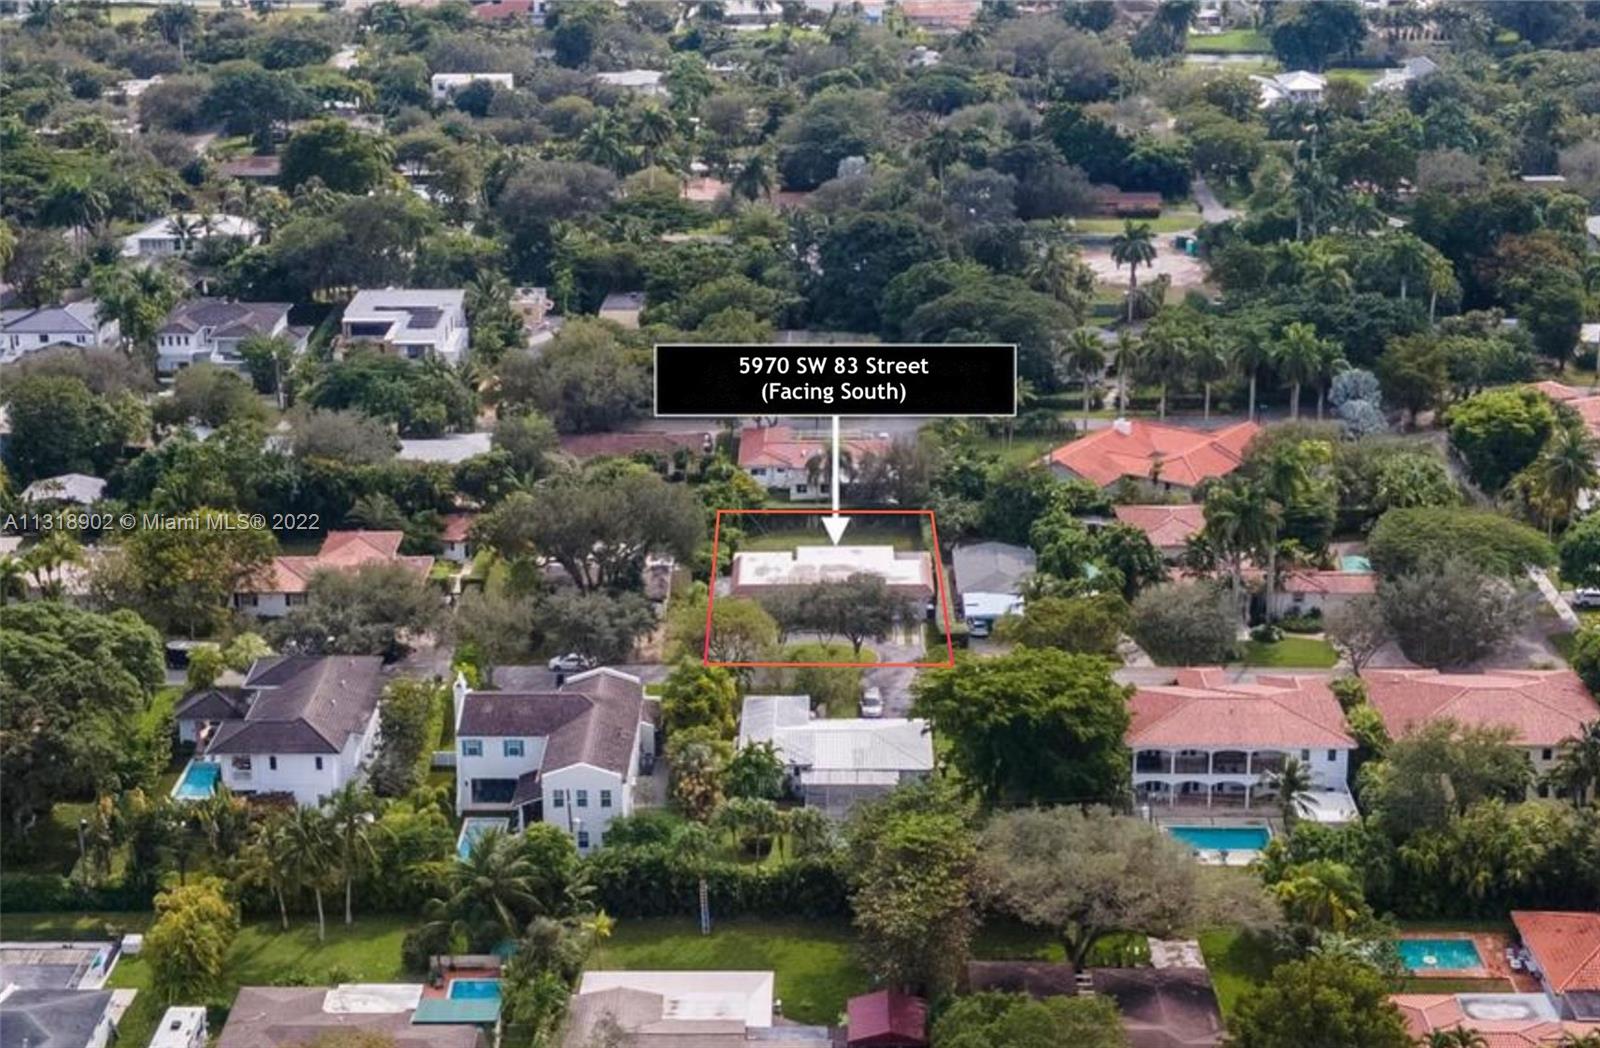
[704,508,957,669]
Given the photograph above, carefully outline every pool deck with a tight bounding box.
[423,968,500,1000]
[1151,813,1279,866]
[1396,932,1540,990]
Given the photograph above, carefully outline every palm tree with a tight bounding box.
[243,817,298,930]
[577,115,635,175]
[1385,233,1431,303]
[804,444,853,494]
[1062,328,1105,421]
[0,555,26,605]
[1109,331,1142,413]
[1027,241,1087,305]
[731,150,773,203]
[21,532,82,599]
[42,174,110,250]
[1425,1030,1489,1048]
[1529,419,1599,532]
[429,829,538,947]
[1266,757,1315,827]
[1229,327,1272,422]
[1141,321,1189,420]
[671,821,717,935]
[327,784,383,926]
[1203,480,1282,622]
[1299,244,1353,302]
[1187,338,1232,420]
[1110,221,1157,323]
[916,125,963,192]
[632,105,677,169]
[1545,721,1600,807]
[1312,341,1348,421]
[278,807,337,942]
[166,214,201,254]
[1271,322,1331,420]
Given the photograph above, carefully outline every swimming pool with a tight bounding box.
[1166,826,1271,852]
[173,761,220,801]
[456,817,510,860]
[1398,938,1484,972]
[1340,555,1372,573]
[448,979,502,1001]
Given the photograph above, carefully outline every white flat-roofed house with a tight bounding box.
[155,299,308,375]
[186,656,386,806]
[430,73,514,100]
[453,668,657,852]
[738,695,934,817]
[594,70,666,97]
[1129,668,1357,820]
[121,214,259,258]
[575,971,774,1029]
[341,289,470,364]
[729,544,935,600]
[234,530,434,619]
[1,300,120,362]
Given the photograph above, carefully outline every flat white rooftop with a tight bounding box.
[577,971,774,1027]
[730,544,933,594]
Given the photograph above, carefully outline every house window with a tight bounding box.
[1327,750,1336,761]
[576,790,588,808]
[600,790,612,808]
[268,756,277,771]
[552,792,564,808]
[1300,749,1310,761]
[1538,784,1550,798]
[315,757,323,771]
[577,830,590,849]
[1542,748,1553,761]
[286,593,308,607]
[504,740,525,758]
[232,756,252,771]
[461,739,483,757]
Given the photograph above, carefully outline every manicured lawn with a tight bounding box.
[1327,66,1383,87]
[1,912,155,939]
[1238,637,1339,668]
[5,800,98,875]
[974,920,1151,967]
[732,516,923,552]
[1186,28,1272,53]
[1199,928,1279,1022]
[967,433,1060,468]
[589,918,867,1025]
[1075,209,1204,235]
[105,916,414,1047]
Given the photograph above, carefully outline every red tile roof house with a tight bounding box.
[440,513,476,564]
[1531,380,1600,441]
[1128,668,1357,820]
[1392,991,1599,1046]
[1365,669,1600,801]
[1512,910,1600,1022]
[233,531,434,619]
[846,990,928,1048]
[1044,419,1260,495]
[1269,568,1377,618]
[1112,504,1206,560]
[737,424,889,500]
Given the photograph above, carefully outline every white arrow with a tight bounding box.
[822,414,851,545]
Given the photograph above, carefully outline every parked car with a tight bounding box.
[547,653,596,673]
[1572,588,1600,610]
[1507,947,1523,972]
[859,687,884,718]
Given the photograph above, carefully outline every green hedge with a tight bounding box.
[0,873,156,913]
[586,848,850,920]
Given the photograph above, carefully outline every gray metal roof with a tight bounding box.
[951,541,1036,595]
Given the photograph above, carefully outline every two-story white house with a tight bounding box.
[453,668,656,852]
[0,301,120,362]
[1366,669,1600,801]
[736,425,889,501]
[1129,668,1357,821]
[155,299,308,375]
[341,289,470,365]
[178,655,386,806]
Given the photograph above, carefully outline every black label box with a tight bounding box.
[654,342,1017,418]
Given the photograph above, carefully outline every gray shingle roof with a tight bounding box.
[174,687,249,722]
[457,668,645,774]
[160,299,291,338]
[205,656,384,756]
[0,990,113,1048]
[0,300,102,335]
[951,541,1036,594]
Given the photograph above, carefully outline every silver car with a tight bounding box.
[859,687,884,718]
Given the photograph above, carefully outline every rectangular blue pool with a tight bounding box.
[1166,826,1271,852]
[448,979,502,1001]
[456,817,510,860]
[173,761,220,800]
[1340,555,1372,573]
[1397,938,1484,972]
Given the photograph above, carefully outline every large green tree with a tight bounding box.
[933,992,1129,1048]
[280,118,395,196]
[1228,955,1412,1048]
[108,508,278,637]
[145,878,239,1005]
[912,648,1131,807]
